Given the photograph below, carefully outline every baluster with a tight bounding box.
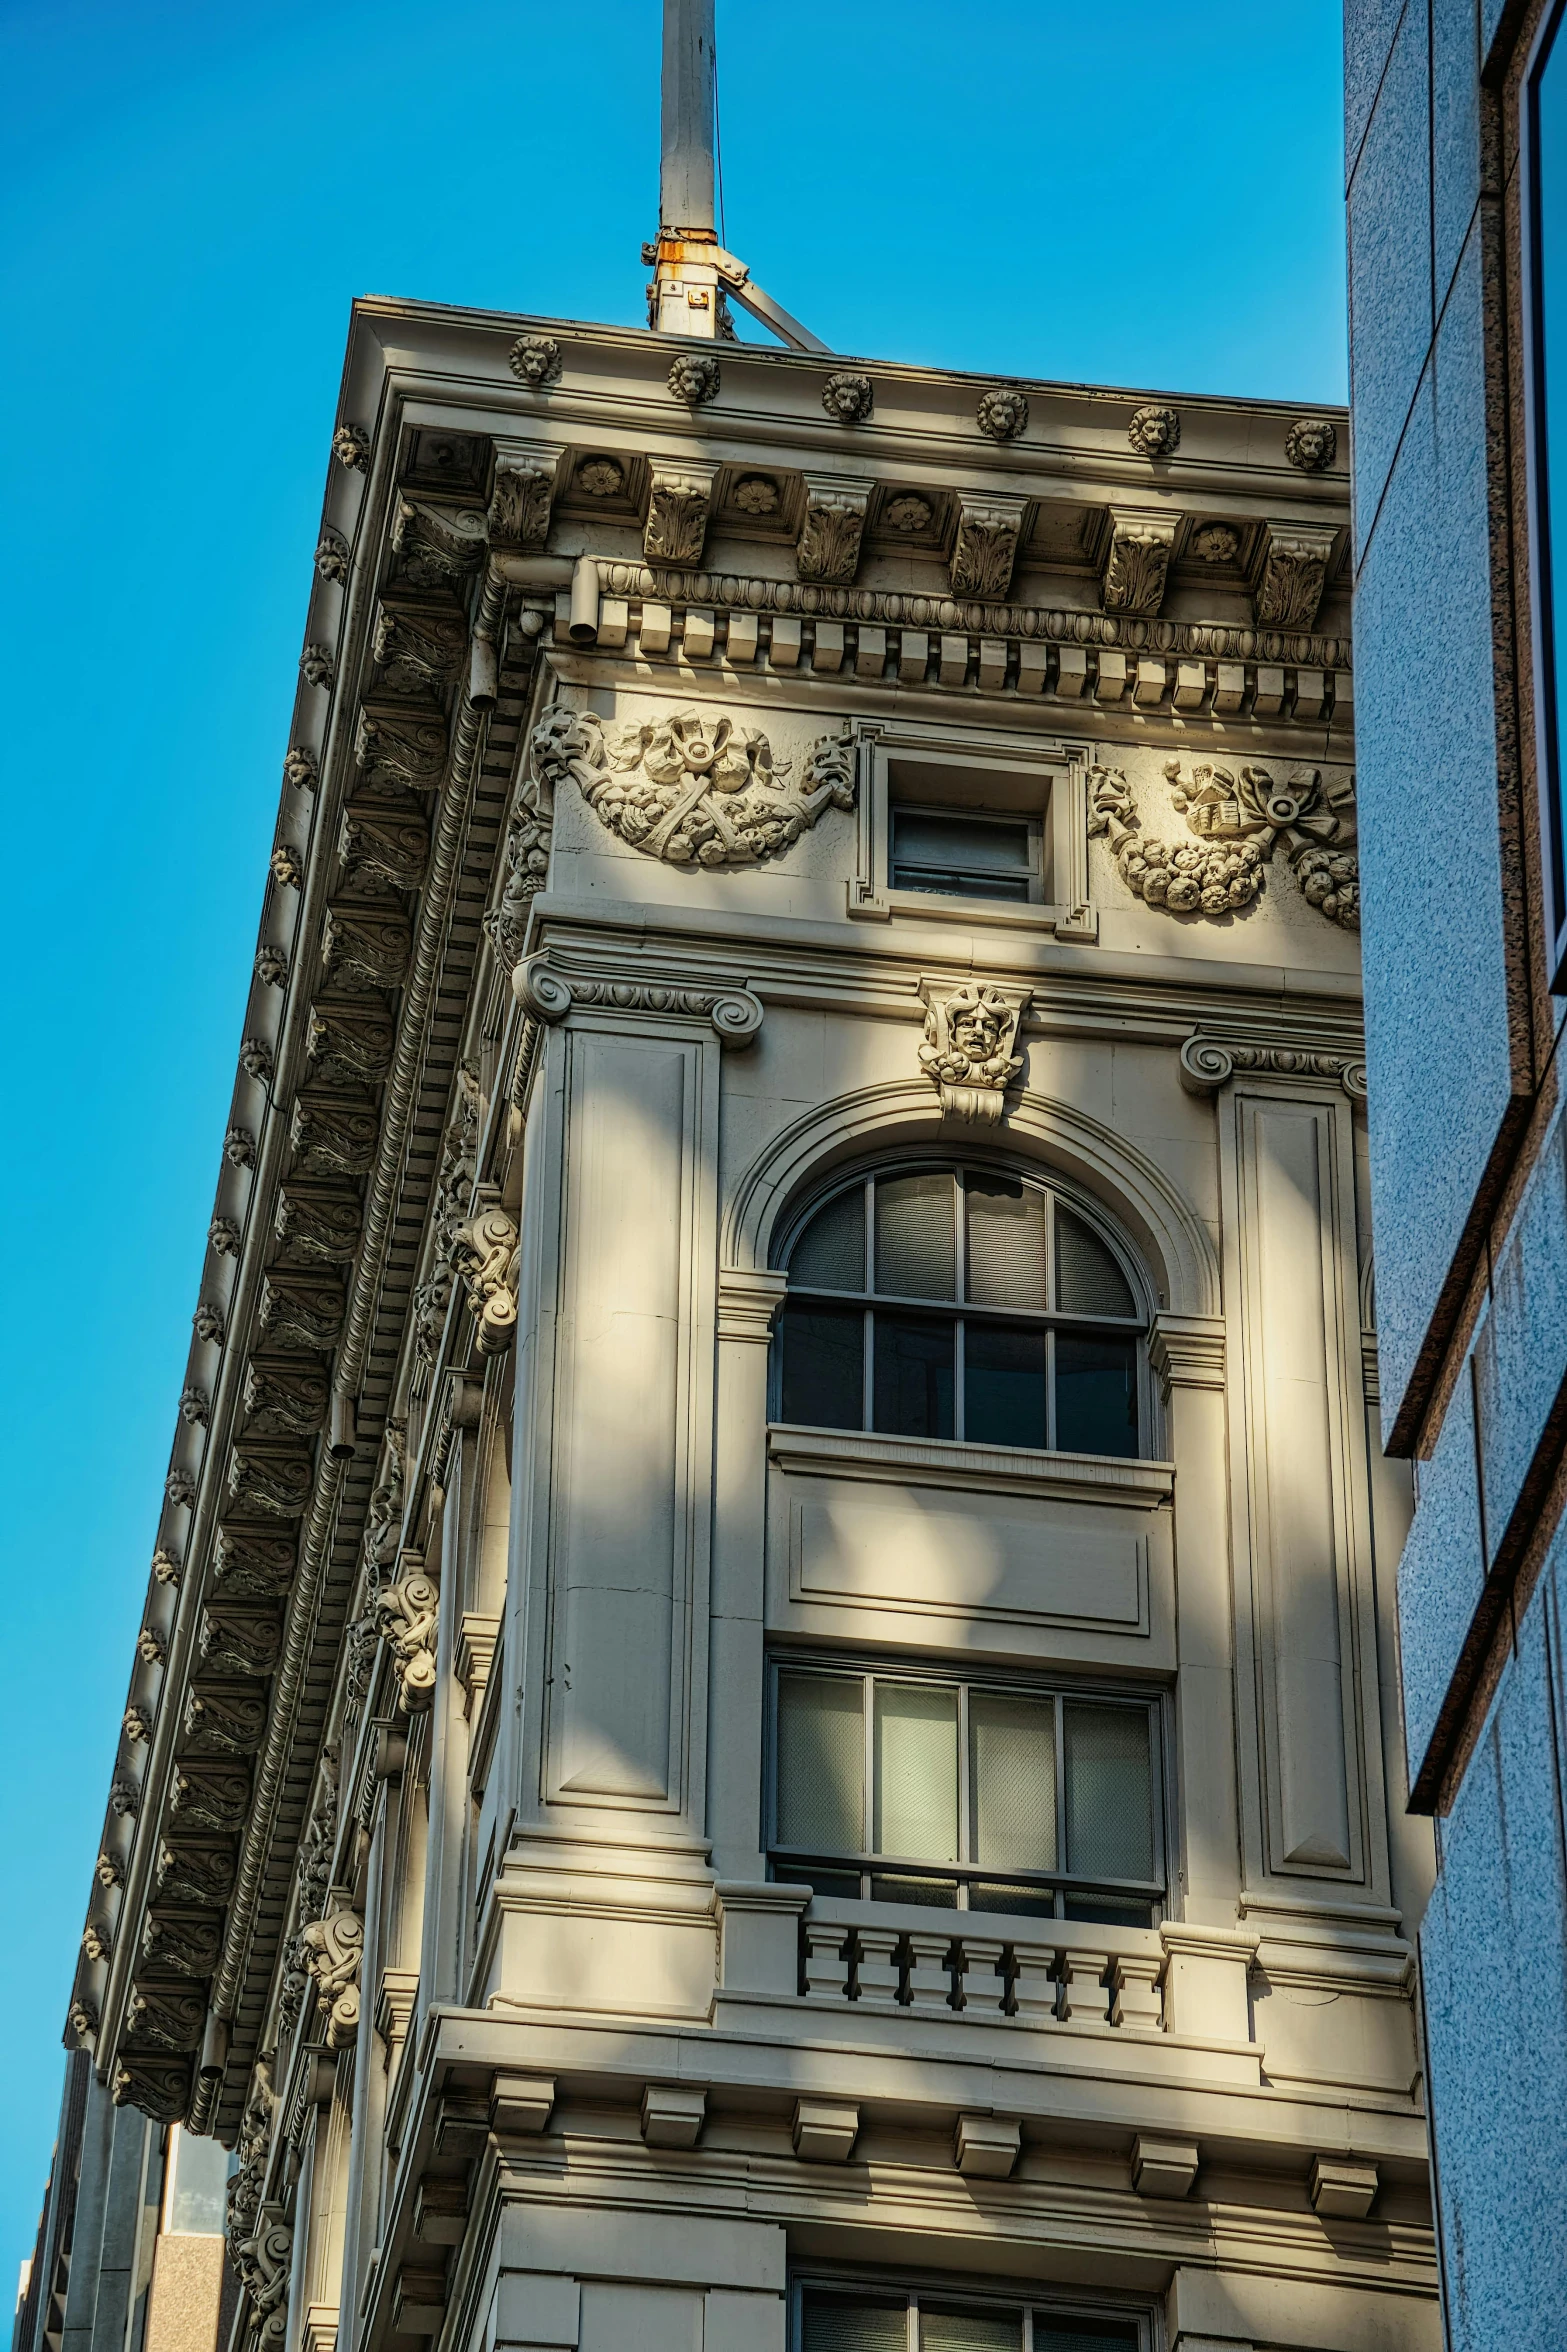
[1057,1946,1111,2026]
[1110,1952,1164,2029]
[856,1924,902,2004]
[906,1930,956,2012]
[1009,1937,1058,2025]
[955,1933,1009,2018]
[802,1921,851,2001]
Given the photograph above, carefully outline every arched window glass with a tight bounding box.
[777,1166,1143,1458]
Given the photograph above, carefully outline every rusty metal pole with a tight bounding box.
[650,0,722,337]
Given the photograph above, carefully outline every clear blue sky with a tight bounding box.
[0,0,1346,2282]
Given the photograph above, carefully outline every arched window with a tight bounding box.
[776,1165,1145,1458]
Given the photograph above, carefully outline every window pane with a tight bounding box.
[870,1873,958,1907]
[1054,1333,1137,1457]
[892,810,1034,901]
[1034,2327,1140,2352]
[875,1681,959,1861]
[791,1186,867,1291]
[1055,1205,1136,1318]
[780,1303,864,1429]
[965,1174,1048,1308]
[971,1691,1057,1871]
[875,1171,956,1299]
[872,1311,956,1438]
[922,2311,1022,2352]
[917,2314,1025,2352]
[964,1322,1047,1449]
[776,1673,864,1852]
[164,2128,234,2235]
[1064,1704,1154,1881]
[803,2295,908,2352]
[1063,1895,1155,1928]
[971,1880,1058,1918]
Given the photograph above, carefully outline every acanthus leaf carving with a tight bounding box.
[391,495,488,588]
[112,2057,191,2125]
[355,705,448,790]
[918,980,1030,1123]
[488,461,555,550]
[199,1603,283,1678]
[949,497,1025,602]
[272,1179,364,1268]
[414,1073,481,1374]
[304,997,396,1087]
[183,1682,270,1755]
[124,1980,206,2051]
[155,1839,237,1907]
[227,1439,315,1520]
[795,477,869,585]
[484,728,559,969]
[170,1761,252,1832]
[289,1092,380,1178]
[1253,522,1337,630]
[141,1911,222,1979]
[257,1266,347,1351]
[299,1903,363,2050]
[375,1556,440,1714]
[321,900,412,992]
[643,465,715,567]
[338,800,430,893]
[1100,509,1177,617]
[213,1524,297,1598]
[540,705,854,870]
[371,605,464,703]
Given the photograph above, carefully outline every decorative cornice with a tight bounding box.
[515,954,764,1049]
[1178,1031,1367,1099]
[1149,1312,1227,1394]
[716,1266,789,1344]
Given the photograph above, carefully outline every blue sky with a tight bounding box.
[0,0,1346,2281]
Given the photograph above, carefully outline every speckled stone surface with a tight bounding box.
[1345,0,1412,181]
[1348,2,1432,531]
[1420,1570,1567,2352]
[1398,1362,1486,1776]
[1357,233,1513,1426]
[1432,0,1484,312]
[1473,1110,1567,1554]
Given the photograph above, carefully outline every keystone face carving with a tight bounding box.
[1101,510,1178,617]
[376,1559,440,1713]
[535,705,855,870]
[918,981,1030,1123]
[1254,523,1337,630]
[796,477,869,585]
[644,465,715,566]
[300,1904,364,2047]
[949,498,1025,601]
[1089,759,1358,926]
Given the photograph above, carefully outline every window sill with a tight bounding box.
[767,1423,1173,1509]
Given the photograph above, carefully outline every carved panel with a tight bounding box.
[113,2057,191,2123]
[243,1355,330,1436]
[227,1440,315,1520]
[339,801,430,893]
[305,998,396,1088]
[141,1910,224,1978]
[290,1093,380,1178]
[1254,523,1337,630]
[274,1183,363,1268]
[200,1604,283,1679]
[390,496,488,589]
[124,1980,207,2052]
[488,460,555,550]
[212,1524,297,1598]
[321,903,413,992]
[169,1762,252,1832]
[183,1682,270,1755]
[370,604,465,703]
[355,706,448,791]
[155,1840,236,1907]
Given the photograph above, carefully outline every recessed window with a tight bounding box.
[772,1664,1162,1924]
[799,2293,1142,2352]
[776,1167,1142,1458]
[890,805,1042,902]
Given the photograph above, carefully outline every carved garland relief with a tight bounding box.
[1089,757,1359,929]
[533,705,855,871]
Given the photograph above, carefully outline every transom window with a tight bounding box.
[799,2284,1141,2352]
[776,1166,1143,1458]
[890,804,1044,901]
[771,1663,1162,1926]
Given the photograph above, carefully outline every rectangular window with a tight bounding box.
[890,805,1042,901]
[771,1664,1162,1920]
[798,2285,1142,2352]
[1528,0,1567,983]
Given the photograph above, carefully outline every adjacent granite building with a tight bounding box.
[1347,0,1567,2344]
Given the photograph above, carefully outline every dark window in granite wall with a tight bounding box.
[1529,0,1567,980]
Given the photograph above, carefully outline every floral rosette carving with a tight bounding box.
[539,706,854,870]
[1089,759,1359,928]
[918,982,1029,1123]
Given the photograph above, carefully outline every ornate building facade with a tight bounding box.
[35,303,1438,2352]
